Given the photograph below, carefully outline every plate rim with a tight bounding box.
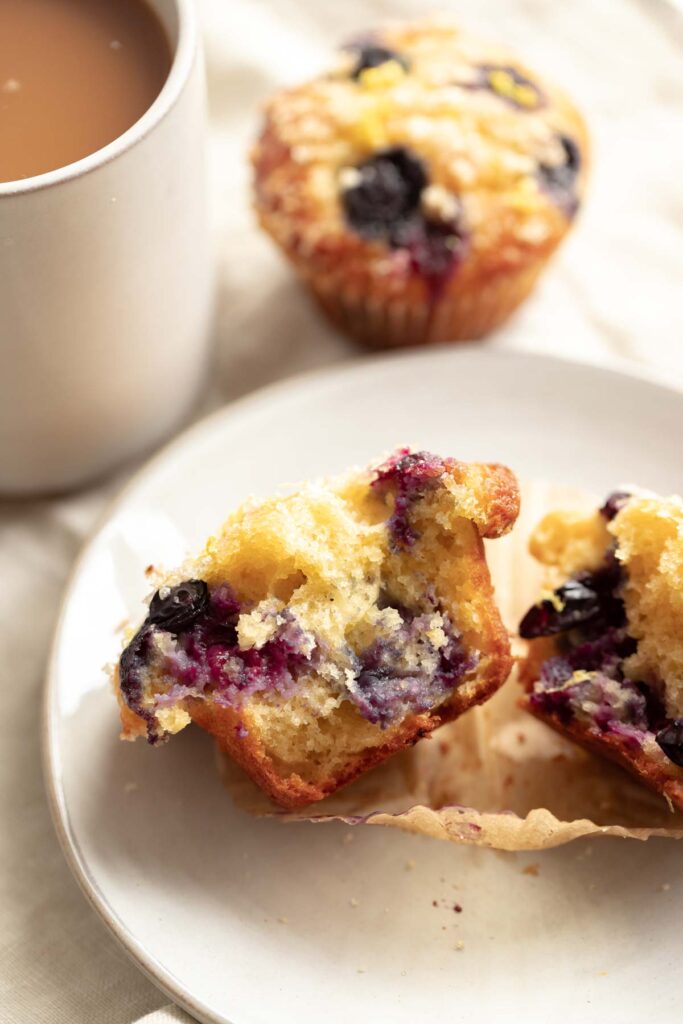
[41,344,683,1023]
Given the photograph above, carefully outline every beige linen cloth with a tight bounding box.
[1,1,682,1021]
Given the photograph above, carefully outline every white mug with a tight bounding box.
[0,0,213,494]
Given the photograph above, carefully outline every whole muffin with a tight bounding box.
[252,18,588,348]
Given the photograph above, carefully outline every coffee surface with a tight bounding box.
[0,0,171,183]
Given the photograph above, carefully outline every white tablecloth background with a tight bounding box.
[1,1,681,1021]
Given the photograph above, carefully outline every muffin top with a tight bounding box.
[252,18,588,290]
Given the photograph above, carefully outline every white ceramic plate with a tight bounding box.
[45,349,683,1024]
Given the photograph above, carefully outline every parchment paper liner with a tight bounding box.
[218,481,683,850]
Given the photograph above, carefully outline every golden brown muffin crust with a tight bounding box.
[252,17,588,346]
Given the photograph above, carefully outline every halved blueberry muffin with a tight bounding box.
[114,449,519,808]
[520,491,683,810]
[252,17,587,348]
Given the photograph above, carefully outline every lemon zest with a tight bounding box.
[358,60,407,91]
[541,669,594,694]
[488,69,538,109]
[540,588,565,613]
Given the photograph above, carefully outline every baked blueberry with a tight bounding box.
[519,553,626,639]
[341,153,466,292]
[519,578,602,639]
[354,612,476,728]
[656,719,683,768]
[538,135,581,205]
[148,579,209,632]
[372,449,446,548]
[600,491,631,521]
[351,44,410,79]
[118,625,161,742]
[401,218,468,290]
[341,147,427,241]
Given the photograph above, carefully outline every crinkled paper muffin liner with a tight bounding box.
[218,480,683,850]
[307,260,547,349]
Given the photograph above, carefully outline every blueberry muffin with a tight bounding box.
[252,18,587,349]
[115,449,520,808]
[519,491,683,810]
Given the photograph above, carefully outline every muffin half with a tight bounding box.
[115,449,519,808]
[520,491,683,810]
[252,17,587,348]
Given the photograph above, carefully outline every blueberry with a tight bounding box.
[388,207,467,292]
[352,608,475,727]
[519,550,627,640]
[341,147,427,241]
[119,625,163,744]
[655,719,683,767]
[564,626,633,678]
[119,626,152,706]
[372,450,445,548]
[538,134,581,204]
[340,148,467,287]
[519,578,602,639]
[405,219,466,287]
[539,653,573,688]
[600,491,631,521]
[148,579,209,632]
[351,45,409,79]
